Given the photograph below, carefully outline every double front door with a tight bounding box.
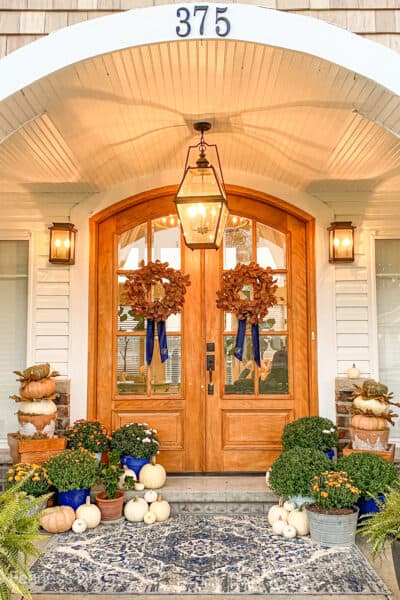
[90,186,316,471]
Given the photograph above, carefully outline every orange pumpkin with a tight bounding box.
[20,378,56,399]
[351,414,388,431]
[40,506,75,533]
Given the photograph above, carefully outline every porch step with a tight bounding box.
[159,475,279,515]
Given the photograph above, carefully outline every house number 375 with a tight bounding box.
[176,6,231,38]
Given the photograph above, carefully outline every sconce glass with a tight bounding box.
[328,221,355,263]
[49,223,77,265]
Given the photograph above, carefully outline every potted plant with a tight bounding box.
[0,477,49,600]
[65,419,110,460]
[358,482,400,587]
[111,422,160,477]
[6,462,52,513]
[305,471,360,546]
[282,416,338,458]
[44,448,99,510]
[338,452,398,518]
[269,448,331,507]
[95,450,125,520]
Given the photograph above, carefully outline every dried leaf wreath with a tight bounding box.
[124,260,191,322]
[216,262,278,325]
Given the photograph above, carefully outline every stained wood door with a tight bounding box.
[89,186,317,472]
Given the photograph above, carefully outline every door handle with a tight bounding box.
[206,354,215,394]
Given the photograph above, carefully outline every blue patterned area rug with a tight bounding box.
[29,514,390,595]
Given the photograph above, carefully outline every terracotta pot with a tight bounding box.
[351,427,389,451]
[17,412,56,437]
[95,491,124,521]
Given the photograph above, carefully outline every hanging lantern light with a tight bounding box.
[327,221,356,263]
[174,121,229,250]
[48,222,77,265]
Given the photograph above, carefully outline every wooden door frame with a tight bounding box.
[87,184,318,423]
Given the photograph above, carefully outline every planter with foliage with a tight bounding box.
[306,471,360,546]
[44,449,99,510]
[65,419,110,455]
[95,450,125,520]
[282,416,338,454]
[6,462,51,497]
[0,477,49,600]
[338,452,398,517]
[111,423,160,477]
[269,448,331,503]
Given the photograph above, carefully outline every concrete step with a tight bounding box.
[156,475,279,515]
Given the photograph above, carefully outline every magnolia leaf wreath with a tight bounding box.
[216,262,278,366]
[124,260,191,365]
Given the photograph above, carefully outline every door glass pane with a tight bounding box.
[256,222,286,269]
[259,335,288,394]
[117,336,146,394]
[0,241,28,440]
[375,240,400,439]
[118,224,147,269]
[223,216,252,268]
[152,216,181,269]
[224,335,255,395]
[118,275,145,332]
[151,336,181,394]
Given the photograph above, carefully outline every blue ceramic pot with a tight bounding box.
[324,449,335,460]
[58,488,90,510]
[121,455,149,478]
[357,494,385,519]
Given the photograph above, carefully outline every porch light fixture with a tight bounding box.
[48,222,77,265]
[174,121,229,250]
[328,221,356,263]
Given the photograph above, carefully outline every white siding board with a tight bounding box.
[35,348,68,362]
[35,335,68,349]
[36,295,69,309]
[337,333,368,347]
[336,307,369,320]
[335,268,367,281]
[36,282,69,295]
[37,269,70,282]
[35,308,68,322]
[337,361,370,375]
[335,281,368,294]
[51,363,68,376]
[336,294,368,307]
[337,347,370,360]
[336,321,369,334]
[35,322,68,335]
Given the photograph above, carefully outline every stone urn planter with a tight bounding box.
[306,505,359,547]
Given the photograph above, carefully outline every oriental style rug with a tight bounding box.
[29,514,390,595]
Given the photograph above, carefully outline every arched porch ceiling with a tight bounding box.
[1,35,400,209]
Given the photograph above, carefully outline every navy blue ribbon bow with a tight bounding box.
[234,318,261,367]
[146,319,168,365]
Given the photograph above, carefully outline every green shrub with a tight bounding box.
[6,463,51,497]
[269,448,331,497]
[359,481,400,557]
[282,416,338,452]
[111,423,159,459]
[338,452,398,498]
[44,449,99,492]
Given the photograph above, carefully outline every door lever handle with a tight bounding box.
[206,354,215,394]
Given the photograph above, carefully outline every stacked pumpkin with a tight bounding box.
[11,363,59,438]
[350,379,400,451]
[267,499,309,538]
[124,459,171,525]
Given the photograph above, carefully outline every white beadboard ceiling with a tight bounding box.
[1,39,400,212]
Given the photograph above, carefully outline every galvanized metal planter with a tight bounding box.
[306,505,359,546]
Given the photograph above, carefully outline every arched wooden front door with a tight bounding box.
[89,185,317,472]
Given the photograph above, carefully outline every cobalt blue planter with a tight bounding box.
[357,494,385,520]
[324,449,335,460]
[58,488,90,510]
[121,455,149,478]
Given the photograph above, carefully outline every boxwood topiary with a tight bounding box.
[282,416,338,452]
[338,452,398,498]
[269,448,331,497]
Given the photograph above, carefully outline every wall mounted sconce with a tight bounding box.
[327,221,356,263]
[48,223,77,265]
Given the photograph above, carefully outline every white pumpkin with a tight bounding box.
[72,518,87,534]
[143,510,157,525]
[150,496,171,522]
[283,500,296,513]
[124,496,148,522]
[265,469,271,486]
[282,524,297,539]
[288,509,309,536]
[272,519,287,536]
[76,496,101,529]
[118,465,137,490]
[347,363,360,379]
[353,396,389,416]
[139,459,166,489]
[18,399,57,415]
[135,482,145,491]
[144,489,158,504]
[268,503,288,526]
